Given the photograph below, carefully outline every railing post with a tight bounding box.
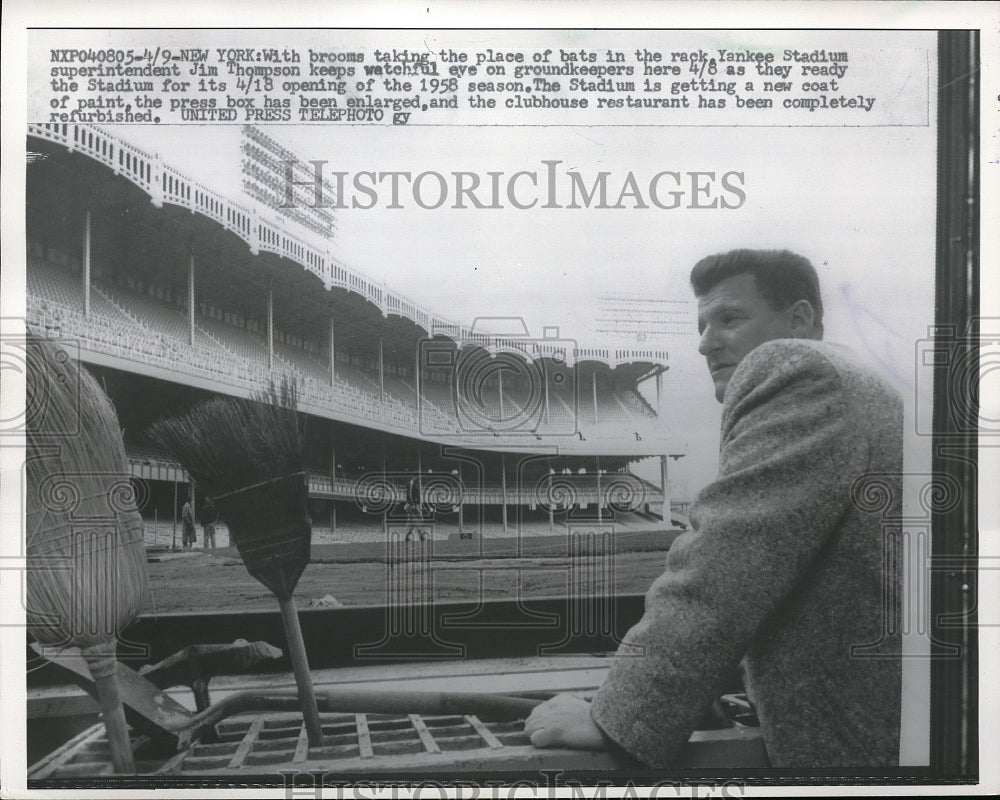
[149,152,164,208]
[249,208,261,255]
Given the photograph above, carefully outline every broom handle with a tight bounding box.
[82,643,135,774]
[278,595,324,746]
[93,672,136,773]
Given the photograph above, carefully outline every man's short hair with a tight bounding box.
[690,249,824,336]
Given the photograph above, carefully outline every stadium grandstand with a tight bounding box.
[25,123,686,549]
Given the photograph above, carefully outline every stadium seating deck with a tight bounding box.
[100,283,191,341]
[26,249,662,450]
[273,338,332,385]
[28,258,131,323]
[195,314,270,365]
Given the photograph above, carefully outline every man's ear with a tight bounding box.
[787,299,817,338]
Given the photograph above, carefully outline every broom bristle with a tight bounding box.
[25,334,149,649]
[145,375,302,498]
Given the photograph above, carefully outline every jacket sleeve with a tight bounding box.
[590,341,868,767]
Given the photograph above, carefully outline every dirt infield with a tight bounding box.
[145,548,672,614]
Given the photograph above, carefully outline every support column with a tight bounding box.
[172,479,178,550]
[82,209,91,316]
[330,442,337,533]
[330,441,337,535]
[190,485,196,548]
[592,372,598,424]
[414,340,422,411]
[378,336,385,404]
[381,445,388,537]
[548,469,554,532]
[329,313,336,387]
[500,454,508,534]
[379,435,392,538]
[596,455,602,529]
[543,370,550,424]
[497,366,504,421]
[457,463,465,532]
[655,369,664,416]
[187,253,195,346]
[660,455,670,527]
[416,448,424,540]
[266,282,274,371]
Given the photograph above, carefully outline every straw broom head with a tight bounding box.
[145,376,302,498]
[148,378,324,745]
[25,334,149,649]
[145,377,309,599]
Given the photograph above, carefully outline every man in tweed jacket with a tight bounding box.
[526,249,902,767]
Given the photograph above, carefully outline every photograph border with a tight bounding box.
[2,4,995,796]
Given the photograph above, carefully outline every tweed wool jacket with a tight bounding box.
[590,339,903,768]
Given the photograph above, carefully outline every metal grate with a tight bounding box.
[169,711,532,774]
[30,708,766,776]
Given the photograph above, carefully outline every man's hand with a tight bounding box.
[524,693,609,751]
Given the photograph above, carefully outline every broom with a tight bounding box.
[25,334,149,773]
[146,378,323,746]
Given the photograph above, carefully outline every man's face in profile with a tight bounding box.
[696,272,798,402]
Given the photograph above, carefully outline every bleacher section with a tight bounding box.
[28,257,132,323]
[27,295,271,392]
[274,339,331,385]
[26,250,661,446]
[195,313,270,365]
[416,378,466,434]
[382,372,417,408]
[333,354,382,394]
[618,387,657,419]
[103,285,190,341]
[305,469,659,508]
